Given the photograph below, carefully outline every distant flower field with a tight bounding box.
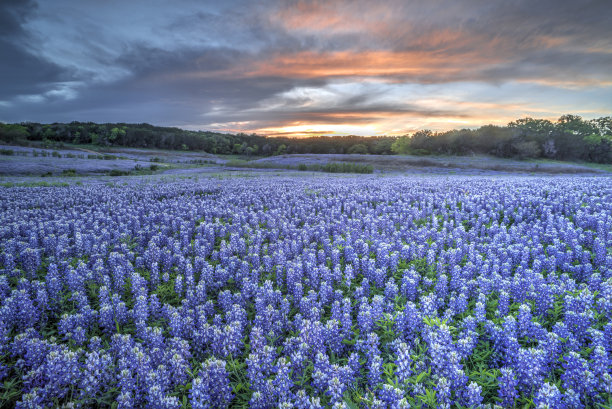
[0,176,611,408]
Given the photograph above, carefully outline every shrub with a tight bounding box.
[61,169,77,176]
[411,148,431,156]
[347,144,369,155]
[109,169,130,176]
[0,149,14,155]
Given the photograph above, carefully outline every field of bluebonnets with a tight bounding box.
[1,175,611,409]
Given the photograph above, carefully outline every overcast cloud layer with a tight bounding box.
[1,0,611,136]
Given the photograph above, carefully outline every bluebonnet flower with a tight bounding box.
[474,301,486,323]
[188,377,211,409]
[395,342,412,384]
[463,381,483,408]
[190,357,232,408]
[497,367,518,407]
[514,347,546,393]
[368,355,383,389]
[15,388,45,409]
[561,351,595,399]
[378,384,404,408]
[436,377,451,409]
[146,383,180,409]
[534,382,564,409]
[563,388,584,409]
[274,357,294,403]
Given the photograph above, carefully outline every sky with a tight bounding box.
[1,0,611,137]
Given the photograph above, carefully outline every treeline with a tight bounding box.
[392,115,612,163]
[0,121,395,155]
[0,115,610,163]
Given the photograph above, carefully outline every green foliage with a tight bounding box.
[61,169,78,176]
[275,144,287,155]
[109,127,126,142]
[0,123,28,142]
[347,143,369,154]
[391,135,411,154]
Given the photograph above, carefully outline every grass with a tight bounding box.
[0,181,70,187]
[224,159,374,174]
[320,162,373,173]
[532,158,612,173]
[107,163,168,176]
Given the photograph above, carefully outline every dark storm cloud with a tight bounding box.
[0,0,73,100]
[1,0,610,134]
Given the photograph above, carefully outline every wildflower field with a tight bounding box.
[0,175,611,409]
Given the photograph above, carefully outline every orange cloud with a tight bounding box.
[246,50,465,79]
[178,48,507,83]
[270,0,398,34]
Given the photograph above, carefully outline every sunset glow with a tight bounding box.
[1,0,611,137]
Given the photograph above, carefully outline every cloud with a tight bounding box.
[0,0,76,101]
[1,0,610,135]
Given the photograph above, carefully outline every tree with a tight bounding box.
[592,117,611,136]
[372,138,394,154]
[512,140,541,159]
[347,143,369,154]
[233,143,246,154]
[109,127,126,144]
[0,123,28,141]
[42,126,55,141]
[410,130,434,151]
[391,136,411,154]
[583,133,612,163]
[508,117,554,139]
[90,132,100,145]
[275,144,287,155]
